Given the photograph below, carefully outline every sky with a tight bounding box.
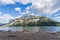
[0,0,60,23]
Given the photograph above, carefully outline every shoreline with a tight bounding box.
[0,31,60,40]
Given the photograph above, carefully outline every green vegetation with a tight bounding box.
[3,16,60,27]
[56,22,60,26]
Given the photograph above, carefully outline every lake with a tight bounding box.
[0,26,60,33]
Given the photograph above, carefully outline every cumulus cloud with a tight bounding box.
[15,7,30,15]
[31,0,60,15]
[0,14,14,23]
[25,6,31,11]
[0,0,60,15]
[0,0,15,5]
[19,6,31,15]
[15,0,31,4]
[0,0,60,17]
[15,7,21,12]
[0,0,31,5]
[15,0,60,15]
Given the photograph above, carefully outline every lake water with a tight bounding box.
[0,26,60,33]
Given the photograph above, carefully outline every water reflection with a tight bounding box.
[0,27,60,33]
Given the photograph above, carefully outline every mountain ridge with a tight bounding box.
[3,15,60,27]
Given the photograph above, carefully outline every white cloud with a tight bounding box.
[0,0,31,5]
[51,8,60,14]
[15,0,31,4]
[15,15,22,18]
[15,6,31,15]
[15,7,21,12]
[0,0,15,4]
[31,13,34,15]
[44,8,60,16]
[31,0,60,15]
[25,6,31,11]
[0,12,2,15]
[19,10,30,14]
[54,15,60,22]
[0,14,14,23]
[55,16,60,18]
[25,11,30,14]
[0,0,60,16]
[55,13,60,16]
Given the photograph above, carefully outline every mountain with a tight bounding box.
[3,15,58,27]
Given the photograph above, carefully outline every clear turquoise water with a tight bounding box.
[0,26,60,33]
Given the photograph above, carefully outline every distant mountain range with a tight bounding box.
[3,15,60,27]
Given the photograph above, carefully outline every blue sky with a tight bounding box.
[0,0,60,23]
[0,2,32,17]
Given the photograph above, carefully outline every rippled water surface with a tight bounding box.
[0,26,60,33]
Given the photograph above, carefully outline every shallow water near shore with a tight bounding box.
[0,26,60,33]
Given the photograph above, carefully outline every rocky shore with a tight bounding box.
[0,31,60,40]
